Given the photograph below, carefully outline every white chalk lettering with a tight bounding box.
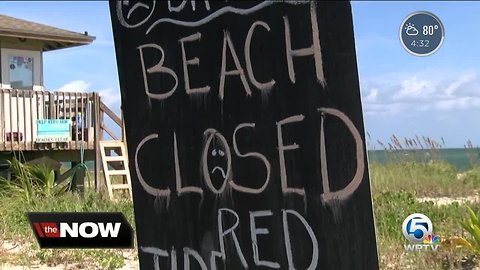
[141,246,169,270]
[282,209,318,270]
[141,208,320,269]
[184,247,208,270]
[276,115,305,196]
[179,32,211,95]
[318,107,365,202]
[249,210,280,268]
[219,30,252,101]
[146,2,278,32]
[135,134,171,197]
[202,129,231,194]
[136,109,363,201]
[168,0,187,12]
[116,1,156,29]
[190,0,211,11]
[245,21,276,91]
[283,1,325,85]
[138,44,178,101]
[168,0,210,12]
[171,248,178,270]
[213,208,248,269]
[319,112,329,200]
[231,123,271,194]
[174,132,203,196]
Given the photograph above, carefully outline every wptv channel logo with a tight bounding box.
[402,213,440,252]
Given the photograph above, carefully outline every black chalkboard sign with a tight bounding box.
[110,1,379,269]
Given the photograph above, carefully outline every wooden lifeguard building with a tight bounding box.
[0,14,129,196]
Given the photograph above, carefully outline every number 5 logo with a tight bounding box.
[402,213,433,243]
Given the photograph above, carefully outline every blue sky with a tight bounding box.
[0,1,479,148]
[353,1,480,148]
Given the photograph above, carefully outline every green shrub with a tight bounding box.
[0,158,70,203]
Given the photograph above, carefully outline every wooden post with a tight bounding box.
[70,161,79,190]
[48,91,54,119]
[94,93,102,193]
[29,90,34,151]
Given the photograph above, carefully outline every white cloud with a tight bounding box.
[54,80,121,109]
[98,87,121,108]
[54,80,91,93]
[363,88,378,102]
[444,72,476,96]
[434,97,480,111]
[392,76,435,101]
[363,102,405,116]
[360,70,480,115]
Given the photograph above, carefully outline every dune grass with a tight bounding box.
[370,161,480,197]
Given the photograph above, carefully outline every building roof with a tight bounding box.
[0,14,95,51]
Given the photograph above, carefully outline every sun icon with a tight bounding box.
[404,22,415,30]
[404,22,419,36]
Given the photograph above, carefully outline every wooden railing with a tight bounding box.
[99,101,122,141]
[0,88,124,193]
[0,89,102,152]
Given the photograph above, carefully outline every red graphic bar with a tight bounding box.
[33,222,44,238]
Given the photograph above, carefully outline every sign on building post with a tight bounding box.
[36,119,71,143]
[110,1,379,269]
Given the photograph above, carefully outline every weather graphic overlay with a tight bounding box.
[400,11,445,56]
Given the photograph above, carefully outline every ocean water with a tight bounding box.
[367,148,480,172]
[78,149,479,173]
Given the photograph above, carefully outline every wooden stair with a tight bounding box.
[99,140,132,200]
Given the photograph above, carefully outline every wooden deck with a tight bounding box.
[0,89,121,152]
[0,88,123,191]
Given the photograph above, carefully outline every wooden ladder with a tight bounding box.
[99,140,132,200]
